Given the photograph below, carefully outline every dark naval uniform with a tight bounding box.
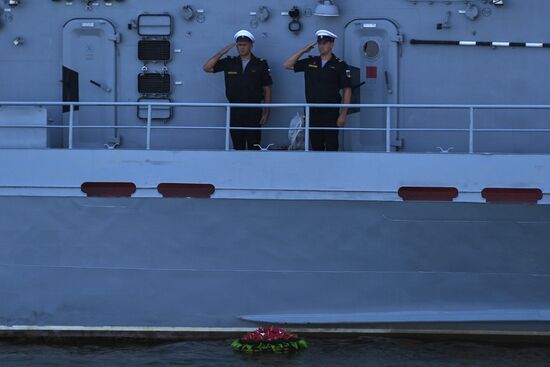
[294,54,352,151]
[214,54,273,150]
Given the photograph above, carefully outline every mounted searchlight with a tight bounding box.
[314,0,339,17]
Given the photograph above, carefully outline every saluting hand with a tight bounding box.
[221,43,236,55]
[303,42,316,53]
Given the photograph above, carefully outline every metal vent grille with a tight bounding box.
[138,40,171,61]
[138,73,171,94]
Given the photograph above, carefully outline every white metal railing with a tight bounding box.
[2,101,550,153]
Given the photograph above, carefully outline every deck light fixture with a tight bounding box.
[314,0,339,17]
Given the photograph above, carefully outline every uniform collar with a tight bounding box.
[238,53,258,63]
[316,53,337,67]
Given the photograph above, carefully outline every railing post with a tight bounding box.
[225,106,231,151]
[305,106,310,152]
[385,106,391,153]
[469,107,474,154]
[68,104,74,150]
[146,104,152,150]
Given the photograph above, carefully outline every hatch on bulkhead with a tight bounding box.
[62,18,118,148]
[343,19,400,152]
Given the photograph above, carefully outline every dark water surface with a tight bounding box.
[1,337,549,367]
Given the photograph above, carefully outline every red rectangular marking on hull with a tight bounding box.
[81,182,136,197]
[157,183,215,198]
[398,187,459,201]
[482,188,543,204]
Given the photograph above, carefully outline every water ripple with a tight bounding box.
[1,337,550,367]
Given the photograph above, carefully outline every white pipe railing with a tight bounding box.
[305,106,310,152]
[2,101,550,153]
[469,107,475,154]
[68,104,74,150]
[146,104,152,151]
[224,106,231,151]
[385,106,391,153]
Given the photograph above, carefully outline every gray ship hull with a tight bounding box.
[4,0,550,341]
[2,196,550,338]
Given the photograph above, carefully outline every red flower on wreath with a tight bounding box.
[241,327,299,342]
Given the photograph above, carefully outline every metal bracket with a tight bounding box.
[254,143,274,151]
[104,136,121,150]
[437,11,452,30]
[392,34,403,44]
[108,33,121,43]
[392,34,404,57]
[392,139,404,149]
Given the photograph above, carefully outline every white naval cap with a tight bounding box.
[234,30,255,43]
[315,29,338,40]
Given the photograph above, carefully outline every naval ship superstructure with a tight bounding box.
[1,0,550,339]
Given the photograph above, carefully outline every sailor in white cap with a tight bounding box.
[203,30,273,150]
[233,29,256,43]
[284,30,352,151]
[315,29,338,42]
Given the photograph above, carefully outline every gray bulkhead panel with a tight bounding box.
[1,1,550,152]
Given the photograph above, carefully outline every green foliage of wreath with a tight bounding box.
[231,338,308,353]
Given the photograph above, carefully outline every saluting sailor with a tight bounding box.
[203,30,273,150]
[284,30,352,151]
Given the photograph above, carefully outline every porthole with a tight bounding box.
[363,40,380,59]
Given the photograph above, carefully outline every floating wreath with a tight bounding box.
[231,327,307,353]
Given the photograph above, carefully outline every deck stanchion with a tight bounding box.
[225,106,231,151]
[146,104,152,150]
[68,104,74,150]
[386,106,391,153]
[469,107,474,153]
[305,106,310,152]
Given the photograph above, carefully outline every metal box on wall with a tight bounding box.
[0,107,48,148]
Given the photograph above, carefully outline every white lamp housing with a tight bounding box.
[314,0,340,17]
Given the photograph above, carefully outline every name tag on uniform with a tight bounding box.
[227,71,238,75]
[308,64,318,68]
